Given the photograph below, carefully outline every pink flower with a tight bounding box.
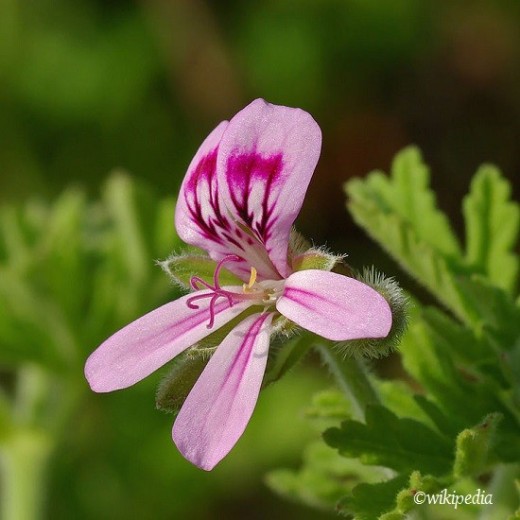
[85,99,392,470]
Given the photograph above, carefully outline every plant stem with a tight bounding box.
[0,364,67,520]
[316,343,380,419]
[0,428,52,520]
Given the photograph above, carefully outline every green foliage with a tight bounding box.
[267,442,382,512]
[337,474,410,520]
[453,413,502,480]
[463,166,520,294]
[271,148,520,519]
[345,147,520,328]
[0,173,180,438]
[324,405,452,476]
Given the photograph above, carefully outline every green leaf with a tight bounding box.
[266,441,384,513]
[420,306,491,367]
[453,413,502,479]
[337,474,409,520]
[376,380,433,425]
[346,146,461,258]
[304,389,352,430]
[413,395,459,437]
[324,405,453,476]
[0,389,13,442]
[399,311,509,432]
[345,148,520,335]
[102,171,155,285]
[345,148,475,323]
[463,165,520,293]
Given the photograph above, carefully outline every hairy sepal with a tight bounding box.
[335,266,408,359]
[158,250,242,290]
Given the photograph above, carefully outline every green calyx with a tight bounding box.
[292,248,343,273]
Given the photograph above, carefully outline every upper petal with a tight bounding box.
[217,99,322,279]
[276,270,392,341]
[173,312,273,471]
[84,290,253,392]
[174,121,230,254]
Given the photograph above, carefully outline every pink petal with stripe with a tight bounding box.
[217,99,322,279]
[85,290,253,392]
[174,121,237,263]
[173,312,273,471]
[276,270,392,341]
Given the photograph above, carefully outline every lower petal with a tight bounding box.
[173,312,273,471]
[84,291,253,392]
[276,270,392,341]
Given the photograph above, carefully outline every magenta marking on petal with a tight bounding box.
[282,286,333,311]
[220,312,271,393]
[184,148,232,246]
[226,152,284,244]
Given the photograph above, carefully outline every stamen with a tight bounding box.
[248,267,257,288]
[243,267,257,292]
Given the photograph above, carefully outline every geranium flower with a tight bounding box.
[85,99,392,470]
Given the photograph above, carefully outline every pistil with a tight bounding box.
[186,256,267,329]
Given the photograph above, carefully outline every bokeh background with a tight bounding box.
[1,1,520,518]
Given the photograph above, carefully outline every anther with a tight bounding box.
[243,267,257,292]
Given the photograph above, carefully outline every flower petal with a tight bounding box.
[217,99,322,279]
[84,290,253,392]
[276,270,392,341]
[174,120,233,258]
[173,312,273,471]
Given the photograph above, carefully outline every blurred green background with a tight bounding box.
[1,0,520,518]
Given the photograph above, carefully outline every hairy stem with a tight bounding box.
[316,344,380,419]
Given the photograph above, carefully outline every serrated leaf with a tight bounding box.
[324,405,453,476]
[346,164,471,323]
[346,149,520,340]
[346,146,461,257]
[337,474,409,520]
[420,306,491,366]
[413,395,458,437]
[463,165,520,293]
[399,313,510,432]
[453,413,502,479]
